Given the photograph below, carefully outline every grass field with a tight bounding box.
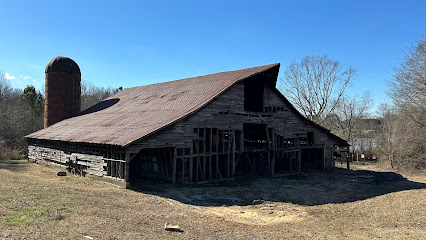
[0,159,425,239]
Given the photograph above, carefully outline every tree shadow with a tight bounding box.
[79,98,119,116]
[129,168,426,207]
[0,159,29,172]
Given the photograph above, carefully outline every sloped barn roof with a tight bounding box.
[27,63,281,146]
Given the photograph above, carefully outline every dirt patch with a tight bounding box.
[208,202,308,226]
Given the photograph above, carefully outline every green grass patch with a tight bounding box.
[5,207,45,226]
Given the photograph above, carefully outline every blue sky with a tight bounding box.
[1,0,425,111]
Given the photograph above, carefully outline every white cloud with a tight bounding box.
[20,75,32,80]
[5,73,17,80]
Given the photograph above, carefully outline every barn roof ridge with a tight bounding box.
[123,63,280,90]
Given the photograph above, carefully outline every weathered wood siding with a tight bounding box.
[128,79,341,169]
[27,140,126,180]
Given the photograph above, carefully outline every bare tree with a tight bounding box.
[378,103,398,168]
[390,36,426,131]
[0,72,21,142]
[81,80,117,111]
[338,92,373,147]
[279,55,356,124]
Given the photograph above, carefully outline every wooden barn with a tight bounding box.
[26,62,348,187]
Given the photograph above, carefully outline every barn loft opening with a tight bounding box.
[244,77,264,112]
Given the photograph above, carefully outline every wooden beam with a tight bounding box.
[271,130,276,177]
[195,156,199,181]
[215,128,219,179]
[189,144,193,182]
[232,130,236,177]
[202,128,206,180]
[227,132,231,178]
[209,128,212,180]
[245,153,254,172]
[239,130,244,152]
[182,156,185,186]
[209,128,213,154]
[298,150,301,173]
[208,156,212,180]
[172,148,177,186]
[323,133,327,171]
[202,156,206,180]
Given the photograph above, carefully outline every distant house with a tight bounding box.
[350,138,378,152]
[26,61,348,187]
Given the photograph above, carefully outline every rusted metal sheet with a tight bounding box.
[27,63,280,146]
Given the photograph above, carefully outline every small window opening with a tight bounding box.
[307,132,314,145]
[244,78,264,112]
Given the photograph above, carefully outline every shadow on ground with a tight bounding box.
[130,168,426,207]
[0,159,29,172]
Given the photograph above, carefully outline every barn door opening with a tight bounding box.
[301,148,324,170]
[129,147,174,183]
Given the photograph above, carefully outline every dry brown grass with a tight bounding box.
[1,159,425,239]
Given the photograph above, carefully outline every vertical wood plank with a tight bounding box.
[202,128,206,180]
[189,144,193,182]
[209,128,213,155]
[195,156,199,181]
[232,130,236,177]
[209,128,213,180]
[124,151,130,189]
[172,148,177,186]
[271,130,276,177]
[298,143,301,173]
[239,130,244,152]
[227,132,231,178]
[215,128,219,179]
[182,156,185,186]
[323,133,327,171]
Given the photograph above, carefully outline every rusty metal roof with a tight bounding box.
[27,63,280,146]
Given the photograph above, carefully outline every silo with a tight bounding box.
[44,56,81,128]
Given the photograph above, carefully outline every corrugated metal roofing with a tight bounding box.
[26,63,280,146]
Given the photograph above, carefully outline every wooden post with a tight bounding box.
[195,156,199,181]
[227,132,231,178]
[172,148,177,186]
[323,133,327,171]
[215,128,219,179]
[209,128,213,155]
[222,131,225,155]
[124,151,131,189]
[182,156,185,186]
[209,128,213,180]
[265,126,271,175]
[202,156,206,180]
[202,128,206,180]
[271,130,276,177]
[189,144,193,182]
[298,141,301,173]
[232,130,236,177]
[239,130,244,152]
[346,147,350,170]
